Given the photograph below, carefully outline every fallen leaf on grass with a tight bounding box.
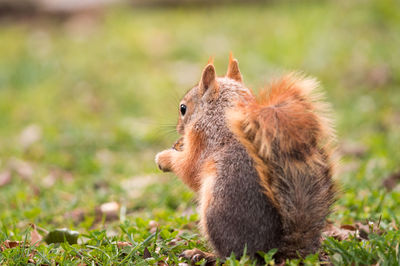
[0,171,11,187]
[382,171,400,191]
[1,225,44,250]
[0,240,24,251]
[116,241,132,248]
[322,223,353,241]
[0,240,37,263]
[143,247,151,259]
[0,240,36,263]
[323,220,383,241]
[30,224,43,246]
[339,224,356,230]
[354,220,383,236]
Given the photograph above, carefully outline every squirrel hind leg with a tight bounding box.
[180,248,216,266]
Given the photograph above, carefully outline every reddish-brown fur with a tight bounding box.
[156,128,205,191]
[227,74,336,258]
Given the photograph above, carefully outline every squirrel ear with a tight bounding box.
[199,63,218,97]
[226,52,243,83]
[207,56,214,64]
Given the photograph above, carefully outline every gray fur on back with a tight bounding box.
[207,142,282,258]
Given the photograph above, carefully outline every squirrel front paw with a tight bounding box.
[180,248,216,265]
[155,150,173,172]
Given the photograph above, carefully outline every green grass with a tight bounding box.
[0,0,400,264]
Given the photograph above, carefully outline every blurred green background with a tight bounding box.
[0,0,400,264]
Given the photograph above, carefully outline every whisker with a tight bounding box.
[152,128,179,139]
[157,124,176,128]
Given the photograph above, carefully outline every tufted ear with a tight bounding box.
[226,52,243,83]
[199,62,218,97]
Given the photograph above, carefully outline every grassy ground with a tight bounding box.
[0,0,400,264]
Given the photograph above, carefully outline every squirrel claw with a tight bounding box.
[180,248,216,265]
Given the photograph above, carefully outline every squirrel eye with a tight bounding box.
[180,104,187,116]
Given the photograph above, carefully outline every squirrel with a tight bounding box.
[155,54,336,263]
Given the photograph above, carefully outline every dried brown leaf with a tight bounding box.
[323,223,354,241]
[0,240,37,263]
[340,224,356,231]
[117,241,132,248]
[1,240,24,250]
[323,220,384,242]
[30,224,43,246]
[355,221,383,236]
[143,247,151,259]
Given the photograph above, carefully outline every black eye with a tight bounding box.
[180,104,187,116]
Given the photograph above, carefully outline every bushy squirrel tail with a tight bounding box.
[227,73,337,258]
